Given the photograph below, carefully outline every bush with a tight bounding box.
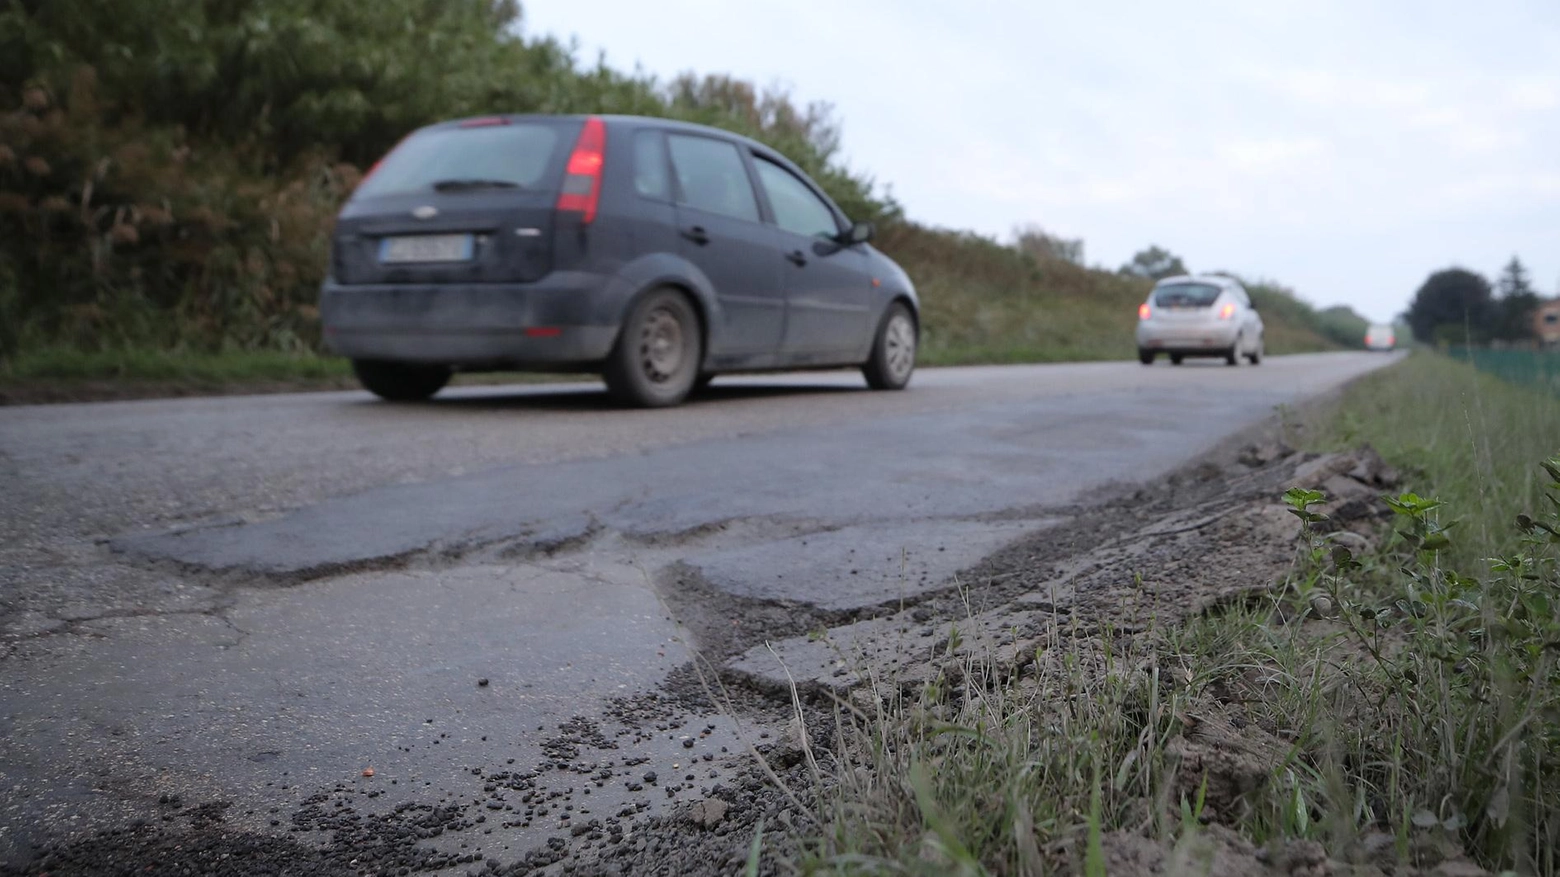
[0,1,893,361]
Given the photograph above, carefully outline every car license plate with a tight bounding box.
[378,234,473,264]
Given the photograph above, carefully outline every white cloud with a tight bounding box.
[1260,69,1433,112]
[1439,172,1560,203]
[1504,78,1560,110]
[1219,137,1332,174]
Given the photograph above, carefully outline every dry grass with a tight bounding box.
[789,353,1560,876]
[880,223,1341,366]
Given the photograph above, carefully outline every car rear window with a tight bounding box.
[354,123,562,198]
[1152,283,1222,308]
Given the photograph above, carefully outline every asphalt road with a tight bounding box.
[0,352,1400,867]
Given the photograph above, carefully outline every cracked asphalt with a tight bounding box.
[0,354,1398,871]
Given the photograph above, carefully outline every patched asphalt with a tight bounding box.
[0,354,1401,871]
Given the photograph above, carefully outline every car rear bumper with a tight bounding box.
[1136,323,1240,352]
[320,274,619,367]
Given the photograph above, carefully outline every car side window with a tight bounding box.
[666,135,760,222]
[632,130,671,200]
[753,158,839,239]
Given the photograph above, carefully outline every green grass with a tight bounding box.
[0,347,591,403]
[882,222,1344,367]
[1,347,354,384]
[791,351,1560,876]
[1297,350,1560,570]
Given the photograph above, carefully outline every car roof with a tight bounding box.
[430,113,811,182]
[436,113,774,154]
[1153,275,1241,288]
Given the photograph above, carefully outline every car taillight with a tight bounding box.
[1138,303,1151,320]
[1218,303,1236,320]
[557,116,606,224]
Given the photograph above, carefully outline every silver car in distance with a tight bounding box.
[1136,275,1265,366]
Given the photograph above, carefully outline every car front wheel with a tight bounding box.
[352,360,452,402]
[862,302,917,390]
[603,287,703,408]
[1138,349,1155,365]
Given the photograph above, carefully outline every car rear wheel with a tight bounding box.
[352,360,452,402]
[1170,354,1184,366]
[604,288,703,408]
[862,302,917,390]
[1225,343,1240,366]
[1138,349,1155,365]
[1247,336,1263,365]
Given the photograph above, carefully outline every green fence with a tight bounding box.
[1450,347,1560,398]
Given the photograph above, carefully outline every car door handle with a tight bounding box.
[681,225,709,245]
[785,250,807,266]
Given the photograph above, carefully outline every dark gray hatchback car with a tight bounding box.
[320,114,920,407]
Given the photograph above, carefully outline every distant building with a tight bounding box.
[1537,300,1560,346]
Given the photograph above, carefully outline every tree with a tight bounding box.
[1493,256,1540,342]
[1405,268,1496,345]
[1316,304,1371,349]
[0,0,904,359]
[1013,224,1084,265]
[1119,246,1187,281]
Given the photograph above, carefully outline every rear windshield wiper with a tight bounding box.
[430,178,523,192]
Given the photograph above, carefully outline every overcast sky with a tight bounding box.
[525,0,1559,323]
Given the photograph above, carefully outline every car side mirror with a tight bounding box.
[840,220,874,245]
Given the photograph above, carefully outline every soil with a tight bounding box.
[0,415,1493,877]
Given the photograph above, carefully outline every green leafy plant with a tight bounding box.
[1280,460,1560,872]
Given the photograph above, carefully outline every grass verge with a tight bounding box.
[0,348,352,404]
[3,347,355,384]
[883,223,1341,367]
[790,351,1560,876]
[1294,350,1560,571]
[0,347,588,404]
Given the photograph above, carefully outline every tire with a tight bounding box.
[603,287,703,408]
[1138,349,1155,365]
[862,302,917,390]
[1247,336,1263,365]
[1170,354,1184,366]
[1225,342,1240,366]
[352,359,452,402]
